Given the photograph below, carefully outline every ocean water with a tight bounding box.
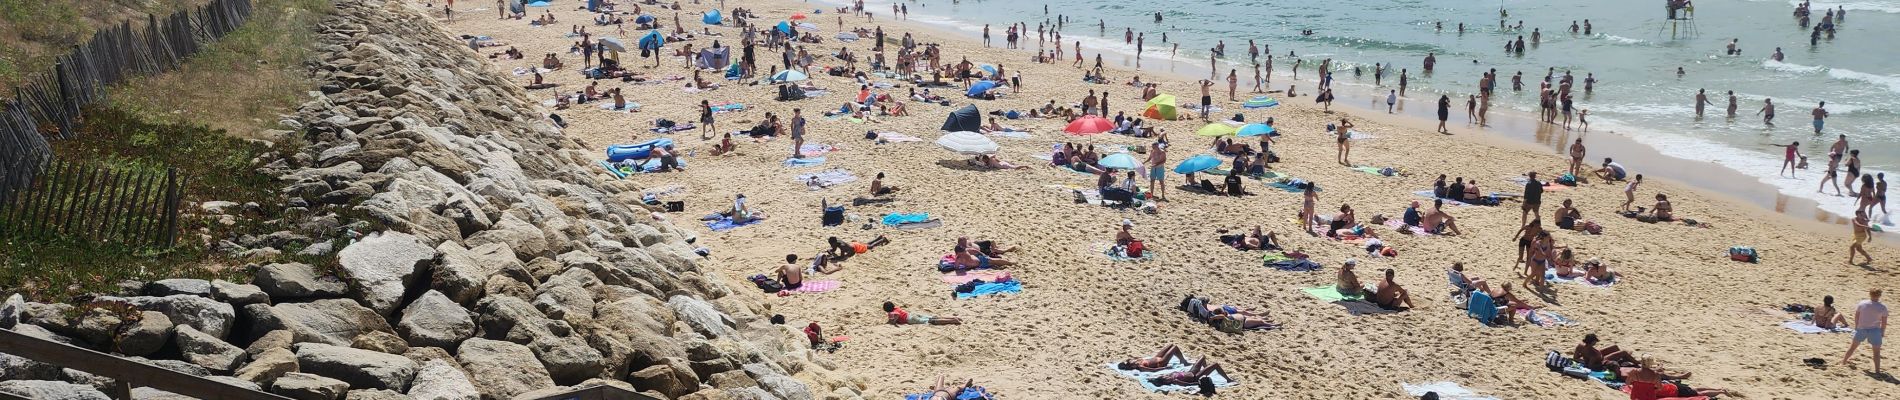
[823,0,1898,224]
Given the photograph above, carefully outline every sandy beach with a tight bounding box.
[433,0,1898,398]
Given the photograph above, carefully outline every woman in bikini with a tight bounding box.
[1117,344,1186,371]
[1622,357,1728,399]
[1815,295,1851,329]
[1147,357,1228,387]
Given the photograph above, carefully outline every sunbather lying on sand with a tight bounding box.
[1147,357,1228,387]
[914,377,991,400]
[970,154,1029,170]
[953,243,1016,270]
[1221,226,1279,250]
[885,301,963,325]
[1582,258,1617,284]
[1474,280,1539,311]
[827,235,888,260]
[1623,358,1729,398]
[1117,344,1186,371]
[957,237,1018,257]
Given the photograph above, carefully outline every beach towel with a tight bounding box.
[1516,309,1576,327]
[597,160,630,179]
[1264,253,1321,271]
[1351,166,1399,177]
[989,130,1031,139]
[705,216,762,232]
[1414,190,1474,206]
[1301,285,1367,302]
[1266,181,1307,193]
[1545,270,1613,288]
[941,271,1008,284]
[1401,382,1499,400]
[787,280,841,293]
[783,156,827,167]
[597,101,642,112]
[795,169,857,187]
[955,280,1022,299]
[796,143,837,157]
[1108,355,1238,394]
[1467,291,1501,325]
[894,219,943,230]
[1782,320,1852,334]
[881,213,931,226]
[1132,368,1237,394]
[650,123,696,133]
[874,131,923,143]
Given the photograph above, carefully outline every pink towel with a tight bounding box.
[790,280,841,293]
[941,271,1008,284]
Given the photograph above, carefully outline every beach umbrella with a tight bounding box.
[1142,94,1178,120]
[979,64,998,75]
[1243,96,1280,109]
[1098,153,1140,170]
[1064,115,1115,135]
[1173,154,1222,174]
[597,37,628,52]
[776,21,793,35]
[509,0,525,14]
[770,69,809,83]
[702,9,722,24]
[1195,123,1238,137]
[942,104,982,131]
[634,14,656,24]
[790,12,808,20]
[966,80,999,97]
[638,30,665,50]
[526,0,551,6]
[1236,123,1277,137]
[936,131,999,155]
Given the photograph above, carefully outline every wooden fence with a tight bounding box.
[0,159,186,247]
[0,0,253,247]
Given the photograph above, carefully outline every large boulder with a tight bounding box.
[668,295,736,339]
[756,375,814,400]
[464,213,549,259]
[294,343,418,391]
[235,347,300,386]
[175,325,247,373]
[529,335,605,385]
[430,242,523,304]
[271,372,348,400]
[143,279,212,297]
[405,359,478,400]
[343,389,411,400]
[1,293,24,328]
[335,231,435,316]
[351,330,411,355]
[99,295,236,340]
[531,269,597,322]
[210,279,271,305]
[258,299,395,346]
[472,295,565,344]
[245,329,295,358]
[455,339,554,399]
[395,290,473,349]
[0,380,110,400]
[628,358,700,398]
[252,263,348,300]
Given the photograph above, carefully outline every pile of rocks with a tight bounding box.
[0,0,860,399]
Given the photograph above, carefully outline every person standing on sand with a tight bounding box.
[1137,33,1144,64]
[1568,139,1587,178]
[1694,89,1712,118]
[699,100,716,140]
[790,108,807,159]
[983,25,991,48]
[1758,98,1777,126]
[1335,118,1354,166]
[1227,70,1239,101]
[1466,95,1478,124]
[1198,80,1215,120]
[1622,174,1644,212]
[1777,141,1802,177]
[1252,65,1263,93]
[1209,53,1218,80]
[1399,69,1409,96]
[1813,101,1830,134]
[1841,288,1886,371]
[1147,141,1169,202]
[1522,171,1544,225]
[1437,95,1452,134]
[1385,90,1398,113]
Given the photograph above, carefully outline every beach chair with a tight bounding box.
[1466,291,1505,326]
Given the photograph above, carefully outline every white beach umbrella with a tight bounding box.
[936,131,999,155]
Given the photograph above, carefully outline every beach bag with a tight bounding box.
[1556,173,1578,186]
[664,201,685,212]
[749,274,784,293]
[1544,351,1570,372]
[1198,179,1217,192]
[954,279,984,293]
[1729,246,1759,263]
[1125,240,1145,258]
[822,204,845,226]
[1214,318,1244,333]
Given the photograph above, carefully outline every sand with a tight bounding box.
[432,1,1899,398]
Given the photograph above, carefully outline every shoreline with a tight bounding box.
[861,0,1872,239]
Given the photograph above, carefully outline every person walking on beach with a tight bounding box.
[1521,171,1545,225]
[1694,89,1713,118]
[1251,65,1263,93]
[1198,80,1215,120]
[1466,95,1478,124]
[1777,141,1802,177]
[1335,118,1354,166]
[699,100,716,140]
[1147,141,1169,202]
[1385,90,1398,113]
[1437,95,1452,134]
[1813,101,1830,134]
[1622,174,1644,212]
[982,25,991,48]
[1568,138,1587,177]
[1227,70,1239,101]
[1822,152,1845,195]
[1758,98,1777,126]
[1840,288,1886,370]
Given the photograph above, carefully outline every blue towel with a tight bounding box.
[783,156,827,167]
[1467,291,1499,325]
[1266,182,1305,193]
[705,216,762,232]
[955,281,1022,299]
[881,213,931,226]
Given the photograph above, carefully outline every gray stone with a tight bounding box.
[246,329,295,358]
[266,299,396,346]
[199,201,240,214]
[528,335,605,385]
[345,389,411,400]
[117,311,174,357]
[395,290,473,349]
[0,380,110,400]
[67,307,126,349]
[628,358,699,398]
[756,375,813,400]
[0,294,23,328]
[454,339,554,399]
[253,263,348,300]
[294,343,417,391]
[404,359,478,400]
[472,295,563,344]
[175,325,246,373]
[336,231,434,316]
[130,357,210,376]
[351,330,410,354]
[235,347,299,386]
[429,242,522,304]
[143,279,212,297]
[465,213,548,259]
[101,295,236,341]
[271,372,348,400]
[668,295,735,339]
[211,280,270,305]
[531,275,595,323]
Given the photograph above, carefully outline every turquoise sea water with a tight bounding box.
[823,0,1900,224]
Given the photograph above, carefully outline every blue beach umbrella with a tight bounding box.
[634,14,656,24]
[979,64,998,75]
[702,10,722,24]
[966,80,999,97]
[1173,154,1222,174]
[638,30,665,50]
[1098,153,1140,170]
[776,21,793,35]
[1236,123,1277,137]
[770,69,809,83]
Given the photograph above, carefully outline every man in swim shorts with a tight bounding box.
[1841,288,1886,373]
[1812,101,1829,134]
[1147,141,1169,201]
[885,301,963,325]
